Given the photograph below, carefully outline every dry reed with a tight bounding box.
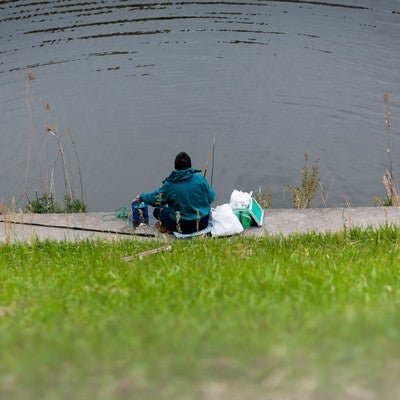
[382,92,400,206]
[21,72,87,212]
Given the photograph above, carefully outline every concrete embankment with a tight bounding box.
[1,207,400,243]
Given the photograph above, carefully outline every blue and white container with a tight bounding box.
[131,201,149,227]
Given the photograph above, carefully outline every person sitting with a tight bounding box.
[135,152,215,234]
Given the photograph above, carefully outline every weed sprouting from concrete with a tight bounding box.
[255,187,272,209]
[287,153,320,208]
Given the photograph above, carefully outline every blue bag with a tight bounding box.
[131,201,149,226]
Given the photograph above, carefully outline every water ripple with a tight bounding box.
[1,0,399,211]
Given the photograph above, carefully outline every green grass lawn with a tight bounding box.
[1,227,400,399]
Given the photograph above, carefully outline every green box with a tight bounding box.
[249,197,264,227]
[233,208,253,228]
[232,198,264,228]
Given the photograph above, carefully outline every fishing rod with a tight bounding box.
[1,218,156,237]
[203,135,216,187]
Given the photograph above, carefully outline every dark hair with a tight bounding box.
[174,152,192,170]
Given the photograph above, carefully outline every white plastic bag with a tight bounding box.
[229,189,252,209]
[210,204,244,237]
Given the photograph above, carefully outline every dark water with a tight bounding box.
[1,0,400,211]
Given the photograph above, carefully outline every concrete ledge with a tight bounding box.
[244,206,400,237]
[0,212,160,243]
[1,207,400,243]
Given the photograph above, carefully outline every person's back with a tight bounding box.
[136,152,215,233]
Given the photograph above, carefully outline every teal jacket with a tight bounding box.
[140,168,215,222]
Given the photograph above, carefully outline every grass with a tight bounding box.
[1,228,400,399]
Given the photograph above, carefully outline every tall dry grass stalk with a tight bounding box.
[24,72,36,194]
[382,92,400,206]
[1,199,7,218]
[319,171,334,207]
[255,187,272,209]
[66,128,85,205]
[1,198,17,243]
[21,72,87,213]
[45,125,73,200]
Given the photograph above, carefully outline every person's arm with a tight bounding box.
[138,184,169,207]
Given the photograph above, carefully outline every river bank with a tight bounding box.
[1,206,400,243]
